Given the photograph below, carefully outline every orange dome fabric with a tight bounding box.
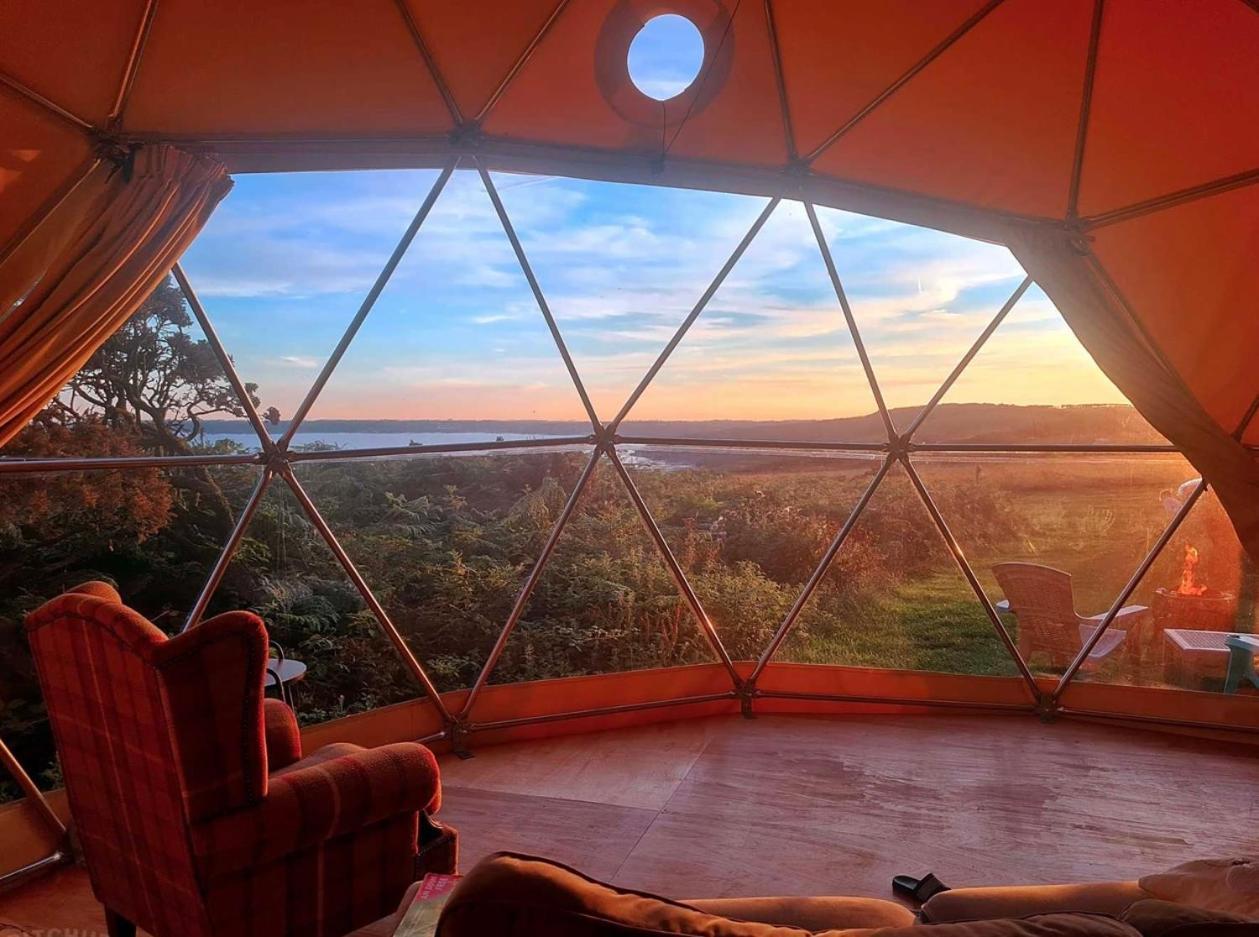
[1,0,1257,531]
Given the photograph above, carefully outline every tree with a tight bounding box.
[59,276,264,535]
[0,412,173,568]
[65,276,260,452]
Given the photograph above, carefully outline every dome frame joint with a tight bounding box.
[449,122,485,149]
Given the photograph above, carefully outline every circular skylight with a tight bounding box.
[627,14,705,101]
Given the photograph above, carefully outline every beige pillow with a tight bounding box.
[1121,899,1252,937]
[1139,857,1259,919]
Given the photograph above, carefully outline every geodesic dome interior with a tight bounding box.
[3,0,1259,841]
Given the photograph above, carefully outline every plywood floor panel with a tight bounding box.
[437,718,718,810]
[437,787,657,881]
[3,713,1256,932]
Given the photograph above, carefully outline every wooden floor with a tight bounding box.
[3,713,1257,934]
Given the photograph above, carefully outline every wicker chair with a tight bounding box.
[992,563,1147,669]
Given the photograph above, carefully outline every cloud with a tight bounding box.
[183,168,1105,421]
[187,239,391,298]
[275,355,321,369]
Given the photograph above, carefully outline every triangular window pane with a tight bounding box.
[485,454,720,686]
[489,172,771,424]
[290,446,592,692]
[621,200,884,443]
[915,284,1169,444]
[814,205,1026,431]
[305,169,591,448]
[1,276,259,461]
[776,460,1017,676]
[913,452,1196,677]
[0,462,261,801]
[177,169,445,447]
[1063,482,1259,703]
[219,479,421,723]
[622,447,880,660]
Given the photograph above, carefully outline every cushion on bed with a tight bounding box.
[435,853,1142,937]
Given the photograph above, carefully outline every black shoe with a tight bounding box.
[892,873,950,904]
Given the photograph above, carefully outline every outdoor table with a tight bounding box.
[1162,629,1259,692]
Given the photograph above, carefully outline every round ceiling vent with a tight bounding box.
[627,14,705,101]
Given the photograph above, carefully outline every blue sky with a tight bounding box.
[177,167,1125,425]
[627,14,705,100]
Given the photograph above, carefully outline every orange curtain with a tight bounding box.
[1006,223,1259,565]
[0,144,231,447]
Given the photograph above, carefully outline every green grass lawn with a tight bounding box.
[783,571,1018,676]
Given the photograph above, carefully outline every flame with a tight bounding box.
[1176,544,1208,596]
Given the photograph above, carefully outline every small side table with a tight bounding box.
[265,657,307,709]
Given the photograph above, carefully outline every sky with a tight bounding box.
[177,167,1127,426]
[627,14,705,100]
[174,16,1126,427]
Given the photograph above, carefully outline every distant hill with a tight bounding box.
[203,403,1166,446]
[625,403,1166,445]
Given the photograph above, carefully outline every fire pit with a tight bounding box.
[1152,545,1236,632]
[1152,588,1237,632]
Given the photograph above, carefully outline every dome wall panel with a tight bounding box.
[0,0,145,126]
[814,0,1095,218]
[123,0,454,135]
[772,0,988,160]
[0,96,92,258]
[2,0,1259,743]
[408,0,562,121]
[755,661,1033,709]
[1090,184,1259,439]
[664,0,787,167]
[1077,0,1259,218]
[483,0,662,151]
[484,0,752,156]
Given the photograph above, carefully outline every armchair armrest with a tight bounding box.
[191,742,441,879]
[263,698,302,770]
[1083,605,1149,624]
[417,812,459,877]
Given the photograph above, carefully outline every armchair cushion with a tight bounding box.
[263,698,302,771]
[191,741,440,879]
[272,741,360,775]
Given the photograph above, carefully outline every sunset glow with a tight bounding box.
[179,169,1128,424]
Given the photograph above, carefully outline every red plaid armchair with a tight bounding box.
[26,581,455,937]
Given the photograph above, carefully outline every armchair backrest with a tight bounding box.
[25,582,270,937]
[151,610,271,821]
[992,563,1080,665]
